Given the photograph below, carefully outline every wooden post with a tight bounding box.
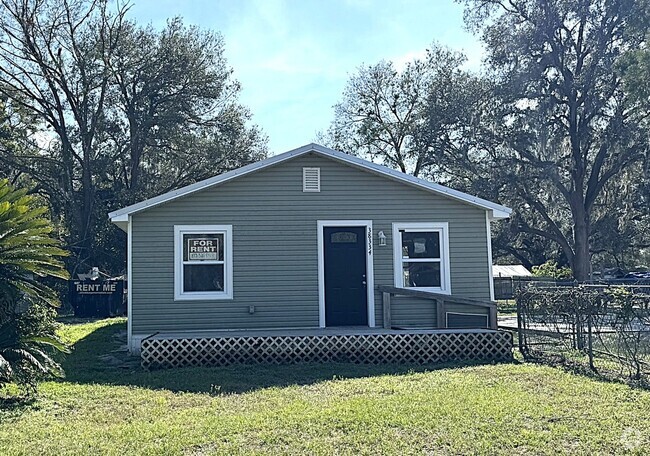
[489,305,498,330]
[382,292,391,329]
[437,299,446,329]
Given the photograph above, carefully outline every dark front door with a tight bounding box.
[324,226,368,326]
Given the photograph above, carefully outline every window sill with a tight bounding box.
[174,293,233,301]
[397,286,451,295]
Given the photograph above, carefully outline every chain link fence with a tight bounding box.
[516,284,650,384]
[495,276,650,301]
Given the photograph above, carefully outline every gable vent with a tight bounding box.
[303,167,320,192]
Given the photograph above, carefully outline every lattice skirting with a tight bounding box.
[141,331,513,369]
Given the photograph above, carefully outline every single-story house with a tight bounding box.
[109,143,513,366]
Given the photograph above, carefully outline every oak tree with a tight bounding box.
[463,0,650,279]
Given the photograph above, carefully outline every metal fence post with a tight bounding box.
[516,292,526,356]
[587,312,594,371]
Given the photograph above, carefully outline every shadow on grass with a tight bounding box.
[523,353,650,391]
[0,395,37,415]
[59,319,516,395]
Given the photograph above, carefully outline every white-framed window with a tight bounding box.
[392,222,451,294]
[174,225,233,300]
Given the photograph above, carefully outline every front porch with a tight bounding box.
[141,326,513,369]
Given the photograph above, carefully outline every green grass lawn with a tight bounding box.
[1,318,650,455]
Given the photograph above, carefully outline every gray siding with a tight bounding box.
[391,296,438,327]
[131,153,492,335]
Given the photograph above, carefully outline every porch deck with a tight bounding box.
[141,326,513,369]
[145,326,498,339]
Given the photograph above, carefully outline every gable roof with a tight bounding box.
[109,143,511,228]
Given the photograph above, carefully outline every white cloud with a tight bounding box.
[392,49,428,71]
[129,0,486,154]
[459,42,485,71]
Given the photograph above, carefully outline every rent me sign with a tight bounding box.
[74,281,118,294]
[69,279,125,318]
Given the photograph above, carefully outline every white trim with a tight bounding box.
[302,167,321,192]
[486,211,495,301]
[317,220,375,328]
[127,216,134,353]
[173,225,233,300]
[392,222,452,294]
[130,334,145,354]
[109,143,511,226]
[112,213,129,223]
[491,209,510,220]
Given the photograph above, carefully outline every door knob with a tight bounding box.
[362,281,367,285]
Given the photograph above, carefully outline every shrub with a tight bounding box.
[531,260,574,280]
[0,179,70,396]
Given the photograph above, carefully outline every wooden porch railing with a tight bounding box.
[377,285,498,330]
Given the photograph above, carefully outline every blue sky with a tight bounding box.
[129,0,483,155]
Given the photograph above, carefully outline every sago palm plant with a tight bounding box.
[0,179,70,394]
[0,311,69,393]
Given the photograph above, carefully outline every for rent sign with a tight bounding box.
[187,237,219,261]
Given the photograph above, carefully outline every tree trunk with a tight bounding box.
[79,144,94,269]
[129,129,142,193]
[572,203,591,281]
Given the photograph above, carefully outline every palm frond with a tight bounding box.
[24,336,71,354]
[23,346,65,378]
[0,179,69,307]
[0,354,13,381]
[2,348,49,374]
[0,180,71,394]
